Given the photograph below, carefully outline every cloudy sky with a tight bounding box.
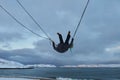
[0,0,120,66]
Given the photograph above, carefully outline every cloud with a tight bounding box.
[0,32,23,42]
[0,0,120,65]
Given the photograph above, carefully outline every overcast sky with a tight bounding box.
[0,0,120,66]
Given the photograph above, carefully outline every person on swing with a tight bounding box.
[52,31,74,53]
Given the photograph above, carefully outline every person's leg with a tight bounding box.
[65,31,71,44]
[69,38,74,48]
[57,33,64,43]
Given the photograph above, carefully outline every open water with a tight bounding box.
[0,67,120,80]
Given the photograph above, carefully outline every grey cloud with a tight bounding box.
[0,32,24,42]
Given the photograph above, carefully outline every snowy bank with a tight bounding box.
[61,64,120,68]
[0,58,25,68]
[25,64,56,68]
[0,58,56,68]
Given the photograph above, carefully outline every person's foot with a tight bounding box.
[57,33,60,35]
[68,31,70,35]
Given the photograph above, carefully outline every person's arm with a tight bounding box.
[52,41,57,50]
[69,38,74,48]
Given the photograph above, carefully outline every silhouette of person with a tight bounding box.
[52,31,74,53]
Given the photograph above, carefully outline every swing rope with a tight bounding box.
[16,0,53,42]
[0,4,48,39]
[73,0,90,38]
[0,0,89,43]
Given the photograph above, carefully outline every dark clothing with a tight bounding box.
[52,31,74,53]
